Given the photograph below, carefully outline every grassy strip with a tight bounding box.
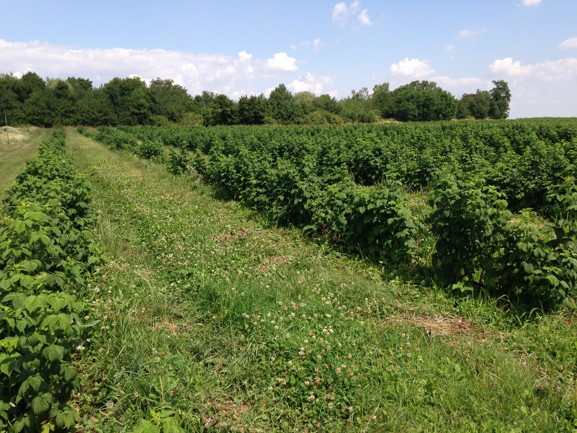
[67,129,577,432]
[0,127,51,196]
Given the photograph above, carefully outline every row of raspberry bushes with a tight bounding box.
[0,130,103,432]
[89,127,418,264]
[88,122,577,308]
[429,176,577,309]
[122,118,577,213]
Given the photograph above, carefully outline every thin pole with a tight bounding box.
[3,112,8,145]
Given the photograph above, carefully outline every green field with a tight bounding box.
[1,125,577,432]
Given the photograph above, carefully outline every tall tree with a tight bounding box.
[371,83,393,119]
[489,80,511,119]
[237,95,266,125]
[103,77,151,125]
[0,74,24,124]
[18,72,46,102]
[204,93,235,126]
[148,78,193,123]
[267,84,297,123]
[313,94,341,114]
[340,87,379,123]
[457,90,492,119]
[389,81,457,121]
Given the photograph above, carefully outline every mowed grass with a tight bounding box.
[0,127,50,195]
[64,128,577,432]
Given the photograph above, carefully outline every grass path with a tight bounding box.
[0,127,51,195]
[65,128,576,432]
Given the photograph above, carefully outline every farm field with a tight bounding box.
[1,123,577,432]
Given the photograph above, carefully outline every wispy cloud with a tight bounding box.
[521,0,542,6]
[457,28,486,40]
[357,9,372,26]
[332,1,372,27]
[560,37,577,49]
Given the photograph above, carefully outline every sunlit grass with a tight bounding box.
[0,127,50,196]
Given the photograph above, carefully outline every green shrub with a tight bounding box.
[0,130,102,431]
[429,176,577,309]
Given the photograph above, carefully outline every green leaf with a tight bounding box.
[23,294,50,312]
[55,408,78,429]
[39,234,52,246]
[31,392,53,415]
[522,262,535,274]
[42,344,65,362]
[48,296,69,312]
[130,419,161,433]
[14,220,27,234]
[0,353,18,375]
[24,211,50,223]
[18,374,42,396]
[545,274,559,287]
[20,260,40,273]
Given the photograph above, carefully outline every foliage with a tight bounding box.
[387,80,458,121]
[310,182,417,263]
[489,79,512,120]
[236,95,267,125]
[429,176,577,308]
[1,70,514,126]
[267,84,299,124]
[0,130,102,432]
[457,90,492,119]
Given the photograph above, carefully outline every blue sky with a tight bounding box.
[1,0,576,118]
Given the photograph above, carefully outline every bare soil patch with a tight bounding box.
[385,312,496,341]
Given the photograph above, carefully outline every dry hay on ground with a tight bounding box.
[1,126,33,144]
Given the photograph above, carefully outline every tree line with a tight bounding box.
[0,71,511,127]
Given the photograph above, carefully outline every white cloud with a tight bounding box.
[332,2,349,25]
[332,1,371,27]
[358,9,373,26]
[521,0,542,6]
[560,37,577,49]
[489,56,577,117]
[390,58,435,79]
[265,52,298,71]
[313,38,324,50]
[0,39,305,97]
[433,76,488,92]
[489,57,531,77]
[457,30,476,39]
[288,73,334,95]
[489,56,577,80]
[456,28,487,41]
[238,50,252,61]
